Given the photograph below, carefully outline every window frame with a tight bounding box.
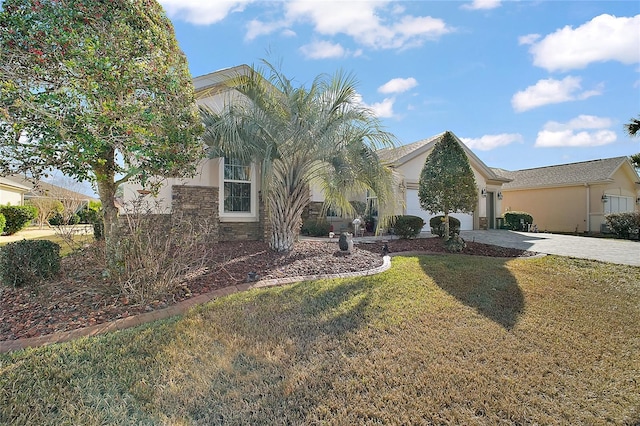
[604,195,634,214]
[219,157,257,221]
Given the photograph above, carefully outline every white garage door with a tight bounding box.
[405,189,474,231]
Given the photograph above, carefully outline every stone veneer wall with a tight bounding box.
[219,193,270,242]
[171,185,219,243]
[172,185,270,243]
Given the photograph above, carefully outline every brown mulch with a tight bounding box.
[0,237,535,342]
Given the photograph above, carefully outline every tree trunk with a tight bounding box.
[93,149,121,271]
[443,212,450,241]
[268,160,310,252]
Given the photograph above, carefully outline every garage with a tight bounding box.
[405,189,474,232]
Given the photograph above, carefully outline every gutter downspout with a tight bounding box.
[585,183,590,233]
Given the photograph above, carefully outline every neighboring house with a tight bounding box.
[2,176,98,207]
[493,157,640,234]
[0,177,30,205]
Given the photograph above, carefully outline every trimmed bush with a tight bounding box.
[0,213,5,234]
[605,212,640,239]
[503,211,533,231]
[429,215,461,238]
[393,215,425,239]
[301,219,332,237]
[0,205,37,235]
[0,239,61,287]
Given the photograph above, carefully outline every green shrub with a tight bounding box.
[0,205,37,235]
[605,212,640,239]
[503,211,533,231]
[301,219,331,237]
[393,215,425,239]
[0,239,61,287]
[429,215,461,238]
[0,213,5,234]
[77,203,101,224]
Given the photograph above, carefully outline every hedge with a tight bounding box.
[503,211,533,231]
[0,205,37,235]
[0,239,61,287]
[605,212,640,239]
[391,215,425,239]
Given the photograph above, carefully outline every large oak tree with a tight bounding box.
[0,0,204,267]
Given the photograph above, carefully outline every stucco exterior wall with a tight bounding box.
[0,187,24,206]
[501,186,588,233]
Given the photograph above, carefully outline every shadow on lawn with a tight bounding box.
[420,255,524,330]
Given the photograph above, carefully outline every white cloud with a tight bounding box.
[542,115,613,131]
[535,115,617,147]
[277,1,452,51]
[511,76,602,112]
[378,77,418,94]
[460,133,523,151]
[461,0,501,11]
[299,40,348,59]
[246,19,288,41]
[526,14,640,72]
[159,0,255,25]
[354,94,395,119]
[518,34,540,45]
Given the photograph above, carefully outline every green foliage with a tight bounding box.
[503,211,533,231]
[0,205,37,235]
[445,233,466,252]
[0,0,204,264]
[418,132,479,217]
[94,219,105,241]
[201,61,395,252]
[429,215,461,238]
[349,201,366,217]
[77,202,101,224]
[0,213,5,234]
[0,239,61,287]
[392,215,425,239]
[605,212,640,239]
[301,219,331,237]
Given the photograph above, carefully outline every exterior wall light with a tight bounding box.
[497,191,503,200]
[601,194,608,203]
[481,188,487,197]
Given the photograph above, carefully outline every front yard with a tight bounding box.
[1,254,638,425]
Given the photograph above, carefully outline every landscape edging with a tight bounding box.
[0,255,392,354]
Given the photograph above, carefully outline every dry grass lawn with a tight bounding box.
[1,254,638,425]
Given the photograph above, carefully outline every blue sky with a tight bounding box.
[159,0,640,172]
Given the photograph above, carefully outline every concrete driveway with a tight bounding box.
[460,230,640,267]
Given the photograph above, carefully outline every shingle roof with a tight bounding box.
[377,132,444,164]
[377,131,510,183]
[2,176,96,201]
[493,156,634,189]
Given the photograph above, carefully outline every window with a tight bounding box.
[222,157,252,213]
[366,190,378,217]
[604,195,634,214]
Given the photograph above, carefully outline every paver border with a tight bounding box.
[0,256,392,354]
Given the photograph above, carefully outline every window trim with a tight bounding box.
[604,195,634,214]
[219,157,258,221]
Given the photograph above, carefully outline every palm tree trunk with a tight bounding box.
[268,159,310,252]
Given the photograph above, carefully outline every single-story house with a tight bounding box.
[122,64,639,240]
[1,176,98,208]
[0,177,30,206]
[122,65,511,239]
[493,157,640,234]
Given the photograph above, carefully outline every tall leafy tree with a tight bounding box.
[418,131,478,240]
[625,115,640,169]
[201,61,396,252]
[0,0,204,266]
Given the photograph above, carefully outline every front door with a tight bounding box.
[486,192,495,229]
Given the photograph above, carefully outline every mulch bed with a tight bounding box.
[0,237,535,342]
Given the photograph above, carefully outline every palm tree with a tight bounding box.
[625,115,640,137]
[625,115,640,169]
[201,61,396,252]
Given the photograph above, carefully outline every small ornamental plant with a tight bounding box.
[0,239,61,288]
